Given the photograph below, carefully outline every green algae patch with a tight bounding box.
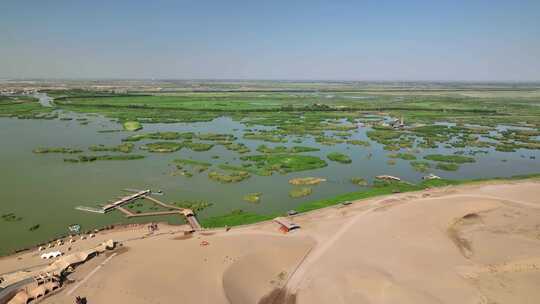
[327,152,352,164]
[142,142,182,153]
[89,143,134,153]
[243,192,262,204]
[289,187,313,198]
[33,147,83,154]
[123,121,142,131]
[241,154,328,174]
[424,154,475,163]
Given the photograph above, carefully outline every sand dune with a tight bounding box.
[1,179,538,304]
[223,237,313,304]
[290,182,540,304]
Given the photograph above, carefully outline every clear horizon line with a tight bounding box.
[2,77,540,84]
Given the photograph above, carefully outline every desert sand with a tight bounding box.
[2,179,540,304]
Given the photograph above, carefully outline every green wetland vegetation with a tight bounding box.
[89,143,134,153]
[243,192,262,204]
[289,187,313,198]
[1,82,540,255]
[63,154,146,162]
[33,147,83,154]
[327,152,352,164]
[123,121,142,131]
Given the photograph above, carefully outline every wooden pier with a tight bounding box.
[75,206,105,214]
[186,214,201,231]
[76,188,202,231]
[102,190,151,213]
[144,195,183,211]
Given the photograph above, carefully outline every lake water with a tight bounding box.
[1,110,539,255]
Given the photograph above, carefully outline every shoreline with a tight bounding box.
[1,177,539,303]
[3,172,539,259]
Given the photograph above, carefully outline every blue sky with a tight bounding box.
[1,0,539,81]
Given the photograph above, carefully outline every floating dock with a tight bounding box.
[75,206,105,214]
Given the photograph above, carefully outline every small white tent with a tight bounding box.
[40,251,62,259]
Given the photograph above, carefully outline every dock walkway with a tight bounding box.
[77,189,202,231]
[102,190,151,213]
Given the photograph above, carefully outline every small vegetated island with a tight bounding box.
[327,152,352,164]
[33,147,83,154]
[89,143,134,153]
[243,192,262,203]
[123,120,142,131]
[1,81,540,253]
[142,142,183,153]
[240,154,328,175]
[289,177,326,185]
[64,154,145,163]
[289,187,313,198]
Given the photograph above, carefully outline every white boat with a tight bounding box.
[68,224,81,233]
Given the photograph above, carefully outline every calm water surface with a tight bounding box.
[0,111,539,255]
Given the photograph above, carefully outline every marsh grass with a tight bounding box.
[33,147,83,154]
[327,152,352,164]
[424,154,476,163]
[89,143,134,153]
[289,187,313,198]
[64,154,145,162]
[208,170,251,183]
[241,154,328,174]
[243,193,262,203]
[142,142,182,153]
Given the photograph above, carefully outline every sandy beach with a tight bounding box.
[2,179,540,304]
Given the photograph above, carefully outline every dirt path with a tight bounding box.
[284,197,387,294]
